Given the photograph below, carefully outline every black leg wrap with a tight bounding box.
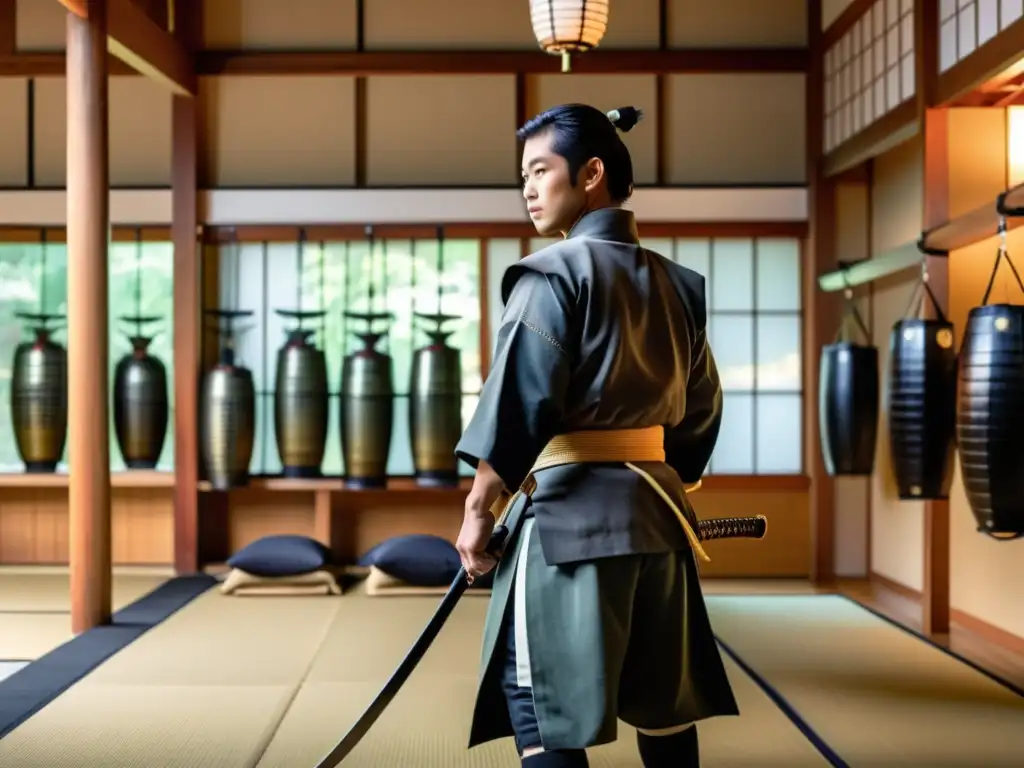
[636,726,699,768]
[522,749,590,767]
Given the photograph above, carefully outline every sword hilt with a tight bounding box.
[696,515,767,541]
[485,524,509,556]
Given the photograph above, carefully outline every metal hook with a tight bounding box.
[998,215,1008,254]
[921,257,930,283]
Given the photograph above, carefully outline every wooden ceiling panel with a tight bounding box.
[0,77,27,185]
[364,0,534,51]
[15,0,65,51]
[364,75,517,186]
[30,74,172,187]
[199,76,357,187]
[663,73,807,185]
[668,0,809,48]
[202,0,359,51]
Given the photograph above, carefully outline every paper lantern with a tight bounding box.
[530,0,610,72]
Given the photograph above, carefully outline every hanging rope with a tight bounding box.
[832,274,872,345]
[39,227,48,315]
[318,240,326,342]
[365,225,375,317]
[342,240,351,357]
[296,228,306,311]
[979,216,1024,307]
[436,226,445,316]
[900,258,949,324]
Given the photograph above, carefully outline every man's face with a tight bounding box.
[521,131,588,237]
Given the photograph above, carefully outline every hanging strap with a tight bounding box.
[981,217,1024,306]
[833,274,871,344]
[901,258,949,323]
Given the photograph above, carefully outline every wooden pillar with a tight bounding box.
[915,0,951,636]
[805,0,838,584]
[66,1,111,633]
[171,0,203,574]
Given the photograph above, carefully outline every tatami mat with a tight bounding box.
[0,580,834,767]
[82,589,340,687]
[707,595,1024,767]
[0,612,76,660]
[0,568,169,613]
[260,583,832,767]
[0,568,170,661]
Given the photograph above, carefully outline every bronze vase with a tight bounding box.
[409,312,463,487]
[200,309,256,490]
[10,312,67,473]
[113,315,169,469]
[340,312,394,488]
[273,309,329,478]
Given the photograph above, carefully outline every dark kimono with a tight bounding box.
[455,207,739,752]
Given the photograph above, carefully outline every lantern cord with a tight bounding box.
[900,259,948,323]
[980,216,1024,308]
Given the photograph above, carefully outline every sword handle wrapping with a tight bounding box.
[696,515,768,541]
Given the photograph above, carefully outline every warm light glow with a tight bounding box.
[1008,107,1024,187]
[529,0,610,55]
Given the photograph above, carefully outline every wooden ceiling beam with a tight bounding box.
[0,46,807,77]
[55,0,195,95]
[200,48,807,75]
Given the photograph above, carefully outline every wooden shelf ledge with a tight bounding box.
[0,470,174,489]
[197,474,809,494]
[197,476,473,494]
[920,183,1024,254]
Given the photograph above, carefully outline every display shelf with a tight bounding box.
[196,476,473,494]
[0,470,174,489]
[817,241,927,292]
[196,474,809,494]
[919,183,1024,254]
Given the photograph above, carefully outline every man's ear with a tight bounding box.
[582,157,606,194]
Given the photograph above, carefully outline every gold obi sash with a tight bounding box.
[492,426,710,563]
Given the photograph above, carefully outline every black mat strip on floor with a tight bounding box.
[714,637,851,768]
[0,574,217,740]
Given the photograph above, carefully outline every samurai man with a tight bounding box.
[453,103,740,768]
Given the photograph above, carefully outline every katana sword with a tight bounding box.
[312,513,767,767]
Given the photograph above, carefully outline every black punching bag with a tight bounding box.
[819,341,879,476]
[957,304,1024,539]
[887,319,957,500]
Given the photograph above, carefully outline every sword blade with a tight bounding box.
[313,524,509,768]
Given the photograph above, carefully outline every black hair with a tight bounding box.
[516,104,644,204]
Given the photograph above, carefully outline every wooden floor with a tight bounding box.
[702,577,1024,693]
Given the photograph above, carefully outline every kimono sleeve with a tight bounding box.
[665,328,723,484]
[455,266,575,493]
